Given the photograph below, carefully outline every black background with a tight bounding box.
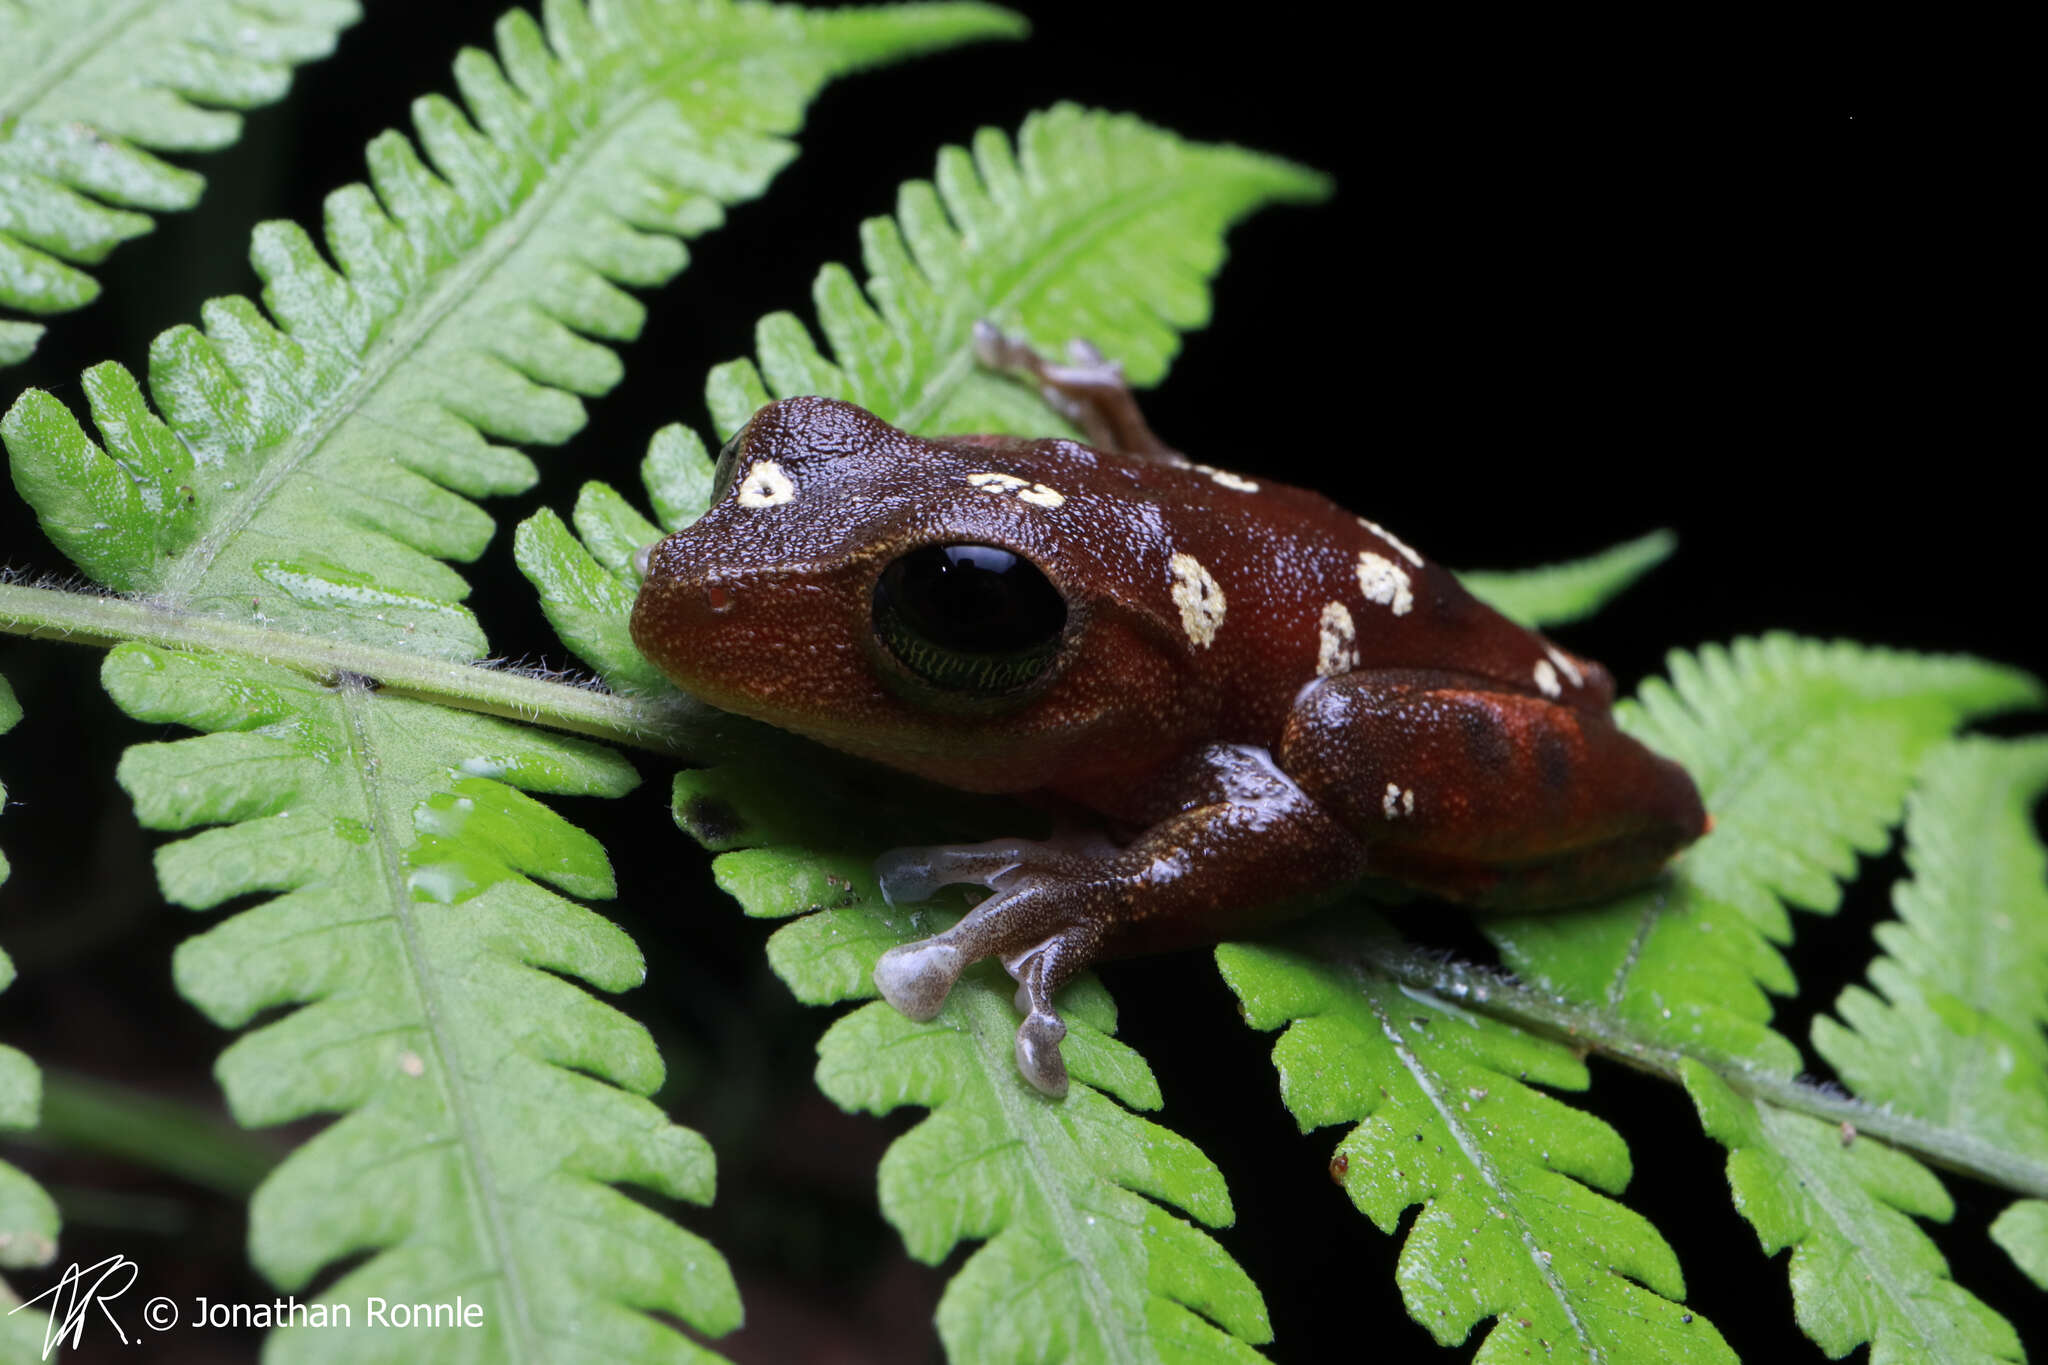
[0,3,2038,1362]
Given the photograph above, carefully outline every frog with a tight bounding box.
[630,322,1707,1097]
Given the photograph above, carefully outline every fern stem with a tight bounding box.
[1336,936,2048,1200]
[0,580,744,758]
[24,1068,284,1199]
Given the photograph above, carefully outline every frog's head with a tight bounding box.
[629,396,1208,791]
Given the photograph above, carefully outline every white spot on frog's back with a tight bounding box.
[1533,658,1562,697]
[1316,601,1358,677]
[1194,463,1260,493]
[1544,643,1584,688]
[966,470,1066,508]
[1168,552,1226,647]
[1358,517,1424,567]
[1382,782,1416,819]
[1356,551,1414,616]
[736,460,795,508]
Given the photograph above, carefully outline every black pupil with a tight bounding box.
[874,545,1066,693]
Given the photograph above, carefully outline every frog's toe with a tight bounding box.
[971,318,1021,369]
[1014,1008,1070,1098]
[1065,337,1107,366]
[872,939,963,1021]
[874,838,1035,906]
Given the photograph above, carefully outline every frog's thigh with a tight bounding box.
[1280,669,1706,908]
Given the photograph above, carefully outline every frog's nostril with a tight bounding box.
[704,582,736,614]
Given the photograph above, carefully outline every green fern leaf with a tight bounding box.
[676,761,1273,1364]
[1219,933,1735,1363]
[2,0,1021,658]
[1484,636,2042,1070]
[1457,529,1676,629]
[704,101,1330,439]
[1684,1058,2022,1362]
[1809,737,2048,1286]
[1991,1201,2048,1292]
[100,641,739,1363]
[0,672,58,1359]
[0,0,363,365]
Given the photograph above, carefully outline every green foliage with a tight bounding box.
[0,0,363,365]
[3,0,1021,657]
[1992,1201,2048,1292]
[1457,528,1676,629]
[100,640,736,1363]
[1811,738,2048,1289]
[0,671,57,1353]
[703,101,1330,438]
[1484,636,2041,1071]
[1218,935,1735,1363]
[1685,1058,2021,1363]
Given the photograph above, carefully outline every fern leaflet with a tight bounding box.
[702,101,1330,438]
[0,0,362,365]
[1457,529,1676,629]
[101,642,738,1364]
[1810,737,2048,1290]
[1218,933,1735,1363]
[1685,1058,2022,1363]
[1483,635,2041,1069]
[2,0,1020,657]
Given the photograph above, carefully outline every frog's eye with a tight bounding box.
[709,431,746,502]
[873,544,1067,695]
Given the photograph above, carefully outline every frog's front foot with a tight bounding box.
[873,834,1120,1098]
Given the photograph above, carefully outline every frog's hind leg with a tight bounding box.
[971,320,1182,460]
[871,745,1365,1097]
[1280,670,1708,911]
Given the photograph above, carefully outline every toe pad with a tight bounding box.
[873,940,962,1021]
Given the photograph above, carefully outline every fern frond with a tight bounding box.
[2,0,1021,659]
[1684,1058,2023,1363]
[1810,737,2048,1286]
[100,642,739,1363]
[0,0,362,365]
[704,101,1330,439]
[1484,635,2042,1069]
[675,761,1274,1364]
[1218,934,1735,1363]
[0,671,58,1357]
[1457,529,1676,629]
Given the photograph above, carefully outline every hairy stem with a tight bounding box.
[0,580,747,759]
[1340,936,2048,1200]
